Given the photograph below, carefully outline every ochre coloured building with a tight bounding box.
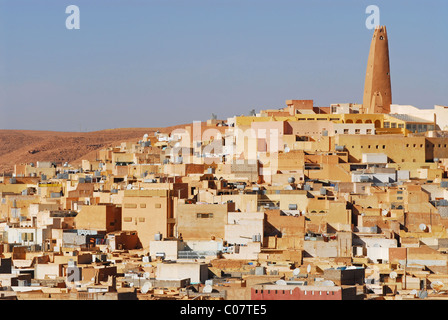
[362,26,392,114]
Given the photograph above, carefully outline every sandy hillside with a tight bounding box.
[0,124,190,174]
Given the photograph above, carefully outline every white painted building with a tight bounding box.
[390,104,448,131]
[362,153,387,164]
[225,212,264,245]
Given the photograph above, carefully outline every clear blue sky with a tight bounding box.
[0,0,446,131]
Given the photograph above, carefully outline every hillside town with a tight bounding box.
[0,98,447,301]
[0,26,448,301]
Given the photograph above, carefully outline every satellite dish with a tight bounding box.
[284,146,290,153]
[382,209,388,216]
[174,142,180,148]
[4,225,8,231]
[410,289,418,296]
[293,268,301,276]
[389,271,397,279]
[307,264,312,273]
[126,184,132,190]
[419,223,427,232]
[321,280,335,287]
[431,280,444,291]
[418,290,428,299]
[140,282,151,294]
[203,284,213,293]
[275,280,287,286]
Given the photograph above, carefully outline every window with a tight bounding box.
[123,217,132,222]
[23,233,34,241]
[197,213,213,218]
[384,122,390,128]
[138,217,145,222]
[391,123,396,128]
[140,203,146,208]
[124,203,137,208]
[344,129,349,134]
[366,129,372,134]
[355,129,360,134]
[155,203,161,208]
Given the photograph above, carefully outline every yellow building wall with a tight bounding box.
[305,163,352,182]
[176,202,235,241]
[75,205,121,233]
[336,135,426,163]
[121,189,172,251]
[307,199,351,230]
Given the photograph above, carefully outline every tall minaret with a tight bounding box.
[362,26,392,114]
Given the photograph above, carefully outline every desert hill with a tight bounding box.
[0,124,190,174]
